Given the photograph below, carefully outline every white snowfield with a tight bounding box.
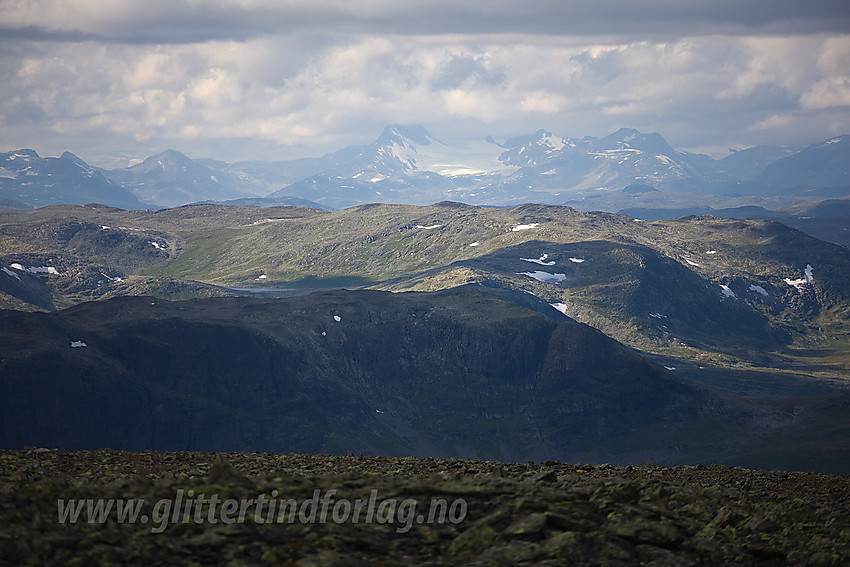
[2,267,20,279]
[550,302,569,315]
[511,223,539,231]
[518,271,566,283]
[719,284,736,299]
[70,341,87,348]
[100,272,124,283]
[10,263,59,275]
[568,258,585,263]
[784,264,814,293]
[683,257,700,267]
[250,218,287,226]
[415,224,441,230]
[469,242,479,247]
[521,253,555,266]
[333,315,341,322]
[383,135,519,177]
[749,284,769,297]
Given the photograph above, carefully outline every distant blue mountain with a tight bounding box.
[0,149,145,209]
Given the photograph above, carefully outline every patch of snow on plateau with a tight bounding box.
[518,271,566,283]
[784,264,814,292]
[521,253,555,266]
[749,285,769,297]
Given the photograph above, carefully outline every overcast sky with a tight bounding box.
[2,0,850,167]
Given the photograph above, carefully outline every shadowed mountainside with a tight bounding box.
[0,287,810,469]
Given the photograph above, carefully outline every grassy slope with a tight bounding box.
[2,202,849,384]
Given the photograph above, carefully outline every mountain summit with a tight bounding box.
[0,149,144,209]
[7,127,850,210]
[105,149,255,207]
[376,124,439,147]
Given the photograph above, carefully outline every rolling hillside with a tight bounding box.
[2,202,848,387]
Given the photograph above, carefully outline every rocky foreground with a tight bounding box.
[1,449,849,566]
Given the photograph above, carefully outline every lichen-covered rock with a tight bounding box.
[1,449,849,565]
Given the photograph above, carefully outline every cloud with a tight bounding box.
[3,0,849,43]
[2,2,850,164]
[430,55,506,90]
[520,92,569,114]
[751,113,793,130]
[800,78,850,110]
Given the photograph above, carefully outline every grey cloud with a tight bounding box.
[430,56,506,90]
[3,0,849,44]
[2,2,850,165]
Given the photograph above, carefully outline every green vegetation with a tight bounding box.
[1,201,849,425]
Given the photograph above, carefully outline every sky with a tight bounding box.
[2,0,850,167]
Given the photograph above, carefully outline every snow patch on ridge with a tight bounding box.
[2,267,20,280]
[9,263,59,275]
[550,302,569,314]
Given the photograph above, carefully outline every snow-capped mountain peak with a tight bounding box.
[0,149,144,209]
[377,124,439,147]
[370,125,436,173]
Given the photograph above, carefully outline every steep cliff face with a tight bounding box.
[0,289,770,464]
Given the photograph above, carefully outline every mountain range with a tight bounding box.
[3,125,849,212]
[0,150,145,210]
[2,125,850,472]
[1,201,849,470]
